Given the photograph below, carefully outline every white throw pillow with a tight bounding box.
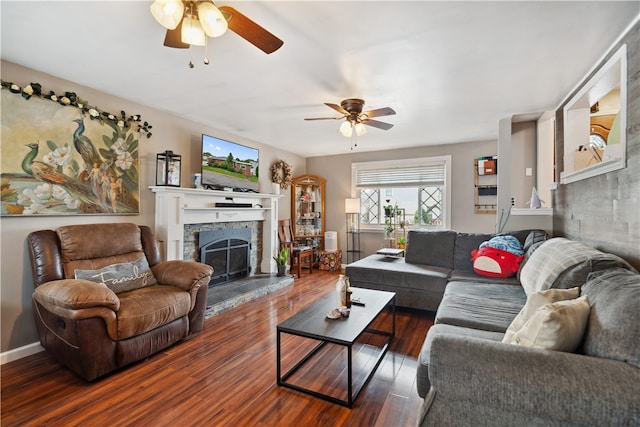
[504,295,590,352]
[503,287,580,343]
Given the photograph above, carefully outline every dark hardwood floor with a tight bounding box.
[1,270,434,426]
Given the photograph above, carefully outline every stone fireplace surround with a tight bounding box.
[150,187,282,274]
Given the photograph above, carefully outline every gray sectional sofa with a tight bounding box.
[345,230,640,426]
[345,229,539,311]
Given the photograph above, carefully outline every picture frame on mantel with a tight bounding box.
[0,83,143,216]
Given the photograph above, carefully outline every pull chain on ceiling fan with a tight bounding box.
[150,0,284,67]
[305,98,396,148]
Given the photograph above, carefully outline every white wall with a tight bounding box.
[510,121,537,208]
[0,61,306,354]
[537,112,556,207]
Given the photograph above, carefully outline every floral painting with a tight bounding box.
[1,82,151,216]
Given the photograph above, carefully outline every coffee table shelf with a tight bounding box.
[276,287,395,407]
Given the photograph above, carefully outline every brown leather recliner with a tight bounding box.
[27,223,213,381]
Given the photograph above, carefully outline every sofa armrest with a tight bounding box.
[429,333,640,425]
[152,261,213,292]
[33,279,119,311]
[33,280,120,340]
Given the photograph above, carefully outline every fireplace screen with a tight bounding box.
[199,229,252,286]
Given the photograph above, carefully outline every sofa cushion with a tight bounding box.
[417,323,504,398]
[519,238,633,296]
[345,255,449,311]
[453,233,492,271]
[435,282,526,332]
[503,295,590,352]
[57,223,143,261]
[503,287,580,343]
[405,230,456,268]
[116,285,191,340]
[580,268,640,368]
[74,256,158,294]
[551,257,636,290]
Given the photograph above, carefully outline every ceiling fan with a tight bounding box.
[305,99,396,138]
[150,0,283,64]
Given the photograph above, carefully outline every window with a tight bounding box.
[351,156,451,229]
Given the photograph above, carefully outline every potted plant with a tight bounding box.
[383,219,394,238]
[383,199,397,217]
[274,247,290,277]
[397,236,406,249]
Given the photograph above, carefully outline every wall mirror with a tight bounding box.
[561,44,627,184]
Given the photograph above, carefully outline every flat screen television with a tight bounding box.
[201,134,259,192]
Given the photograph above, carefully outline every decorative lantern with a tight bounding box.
[156,150,182,187]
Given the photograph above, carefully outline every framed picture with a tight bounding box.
[1,82,149,216]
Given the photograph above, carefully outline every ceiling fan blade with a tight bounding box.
[163,17,190,49]
[363,106,396,119]
[219,6,283,54]
[304,117,343,121]
[325,103,349,115]
[363,119,394,131]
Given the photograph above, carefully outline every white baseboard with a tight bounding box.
[1,342,44,365]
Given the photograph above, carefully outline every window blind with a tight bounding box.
[355,163,445,188]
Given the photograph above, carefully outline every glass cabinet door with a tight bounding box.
[291,174,326,250]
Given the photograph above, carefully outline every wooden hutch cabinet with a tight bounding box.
[291,174,326,251]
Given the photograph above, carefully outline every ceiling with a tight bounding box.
[1,1,638,158]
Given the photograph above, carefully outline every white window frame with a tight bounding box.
[351,155,452,230]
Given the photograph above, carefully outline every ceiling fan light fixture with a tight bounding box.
[150,0,185,30]
[198,1,228,37]
[182,15,206,46]
[339,120,353,137]
[354,122,367,136]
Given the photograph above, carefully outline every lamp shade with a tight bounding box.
[354,122,367,136]
[339,120,353,137]
[181,15,206,46]
[198,1,228,37]
[150,0,185,30]
[345,198,360,213]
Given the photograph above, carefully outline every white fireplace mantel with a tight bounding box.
[150,186,282,273]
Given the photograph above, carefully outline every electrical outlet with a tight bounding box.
[510,197,516,207]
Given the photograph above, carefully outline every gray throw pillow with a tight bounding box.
[75,256,158,294]
[580,268,640,368]
[522,229,548,253]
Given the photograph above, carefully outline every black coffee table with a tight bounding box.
[276,287,395,407]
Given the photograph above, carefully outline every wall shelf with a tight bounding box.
[474,158,497,214]
[511,208,553,216]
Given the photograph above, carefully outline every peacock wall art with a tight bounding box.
[1,81,151,216]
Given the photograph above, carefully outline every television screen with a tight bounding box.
[201,134,259,192]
